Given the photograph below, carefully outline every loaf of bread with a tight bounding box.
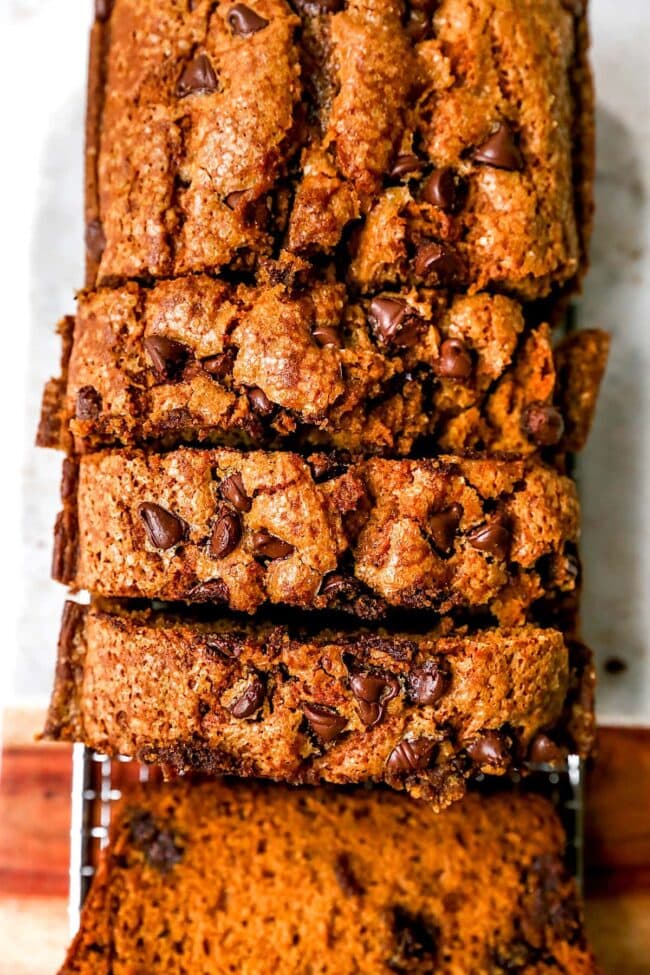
[57,779,601,974]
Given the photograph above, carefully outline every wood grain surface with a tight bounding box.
[0,711,648,974]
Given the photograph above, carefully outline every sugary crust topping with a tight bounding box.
[57,780,602,975]
[59,448,579,622]
[88,0,591,299]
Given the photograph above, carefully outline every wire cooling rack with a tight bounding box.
[67,744,585,937]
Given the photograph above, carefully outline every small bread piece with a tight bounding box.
[56,780,602,974]
[43,602,594,808]
[53,448,580,624]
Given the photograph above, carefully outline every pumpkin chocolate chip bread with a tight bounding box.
[44,602,594,807]
[37,259,608,457]
[86,0,593,300]
[52,448,579,623]
[56,780,602,974]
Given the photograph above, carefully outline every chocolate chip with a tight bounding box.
[349,670,400,727]
[95,0,112,22]
[203,633,242,660]
[429,503,462,552]
[435,337,473,380]
[407,661,450,706]
[189,578,230,602]
[334,852,365,897]
[86,219,106,262]
[138,502,187,550]
[521,402,565,446]
[368,297,423,348]
[210,509,242,558]
[224,189,247,210]
[528,733,563,765]
[247,386,275,416]
[176,54,219,97]
[319,572,358,599]
[414,242,465,286]
[313,325,342,348]
[467,519,511,561]
[386,738,436,775]
[604,656,627,675]
[219,472,252,512]
[391,907,438,969]
[229,675,265,718]
[202,349,236,379]
[421,167,467,213]
[390,153,422,179]
[473,122,523,171]
[130,811,182,872]
[143,336,189,381]
[252,529,294,559]
[227,3,269,35]
[308,453,351,483]
[302,702,347,742]
[76,385,102,420]
[466,730,511,768]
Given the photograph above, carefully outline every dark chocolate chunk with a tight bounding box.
[229,675,265,718]
[138,502,187,550]
[189,578,230,602]
[302,702,347,742]
[227,3,269,35]
[368,297,423,348]
[473,122,523,171]
[466,729,511,768]
[428,503,462,553]
[210,509,242,559]
[390,153,422,179]
[391,906,438,969]
[202,632,242,660]
[143,335,189,382]
[528,733,563,765]
[334,852,365,897]
[76,385,102,420]
[176,54,219,97]
[252,529,294,559]
[85,219,106,262]
[219,472,252,512]
[521,402,565,446]
[414,242,465,286]
[422,167,467,213]
[312,325,342,348]
[386,737,436,775]
[435,337,473,380]
[407,661,450,706]
[349,670,400,727]
[202,349,236,379]
[467,519,511,561]
[247,386,275,416]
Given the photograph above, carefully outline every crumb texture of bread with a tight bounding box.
[43,602,590,807]
[57,781,602,975]
[86,0,592,300]
[56,449,580,623]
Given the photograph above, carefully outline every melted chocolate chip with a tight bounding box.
[313,325,342,348]
[466,730,511,768]
[414,242,465,286]
[368,297,423,348]
[202,633,242,660]
[76,385,102,420]
[390,153,422,179]
[219,472,251,512]
[210,509,242,558]
[252,529,294,559]
[138,502,187,550]
[422,167,467,214]
[143,335,189,381]
[473,122,523,171]
[227,3,269,35]
[247,386,275,416]
[435,338,473,380]
[302,702,347,742]
[521,402,565,446]
[130,811,182,872]
[202,349,236,379]
[334,852,365,897]
[349,670,400,727]
[391,906,438,970]
[176,54,219,97]
[429,503,462,553]
[407,661,450,706]
[85,219,106,262]
[467,519,512,561]
[189,578,230,602]
[386,738,436,775]
[528,733,564,765]
[229,675,265,718]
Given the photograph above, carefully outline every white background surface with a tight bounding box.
[0,0,648,723]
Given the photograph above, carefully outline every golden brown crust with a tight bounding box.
[57,781,602,975]
[555,329,610,453]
